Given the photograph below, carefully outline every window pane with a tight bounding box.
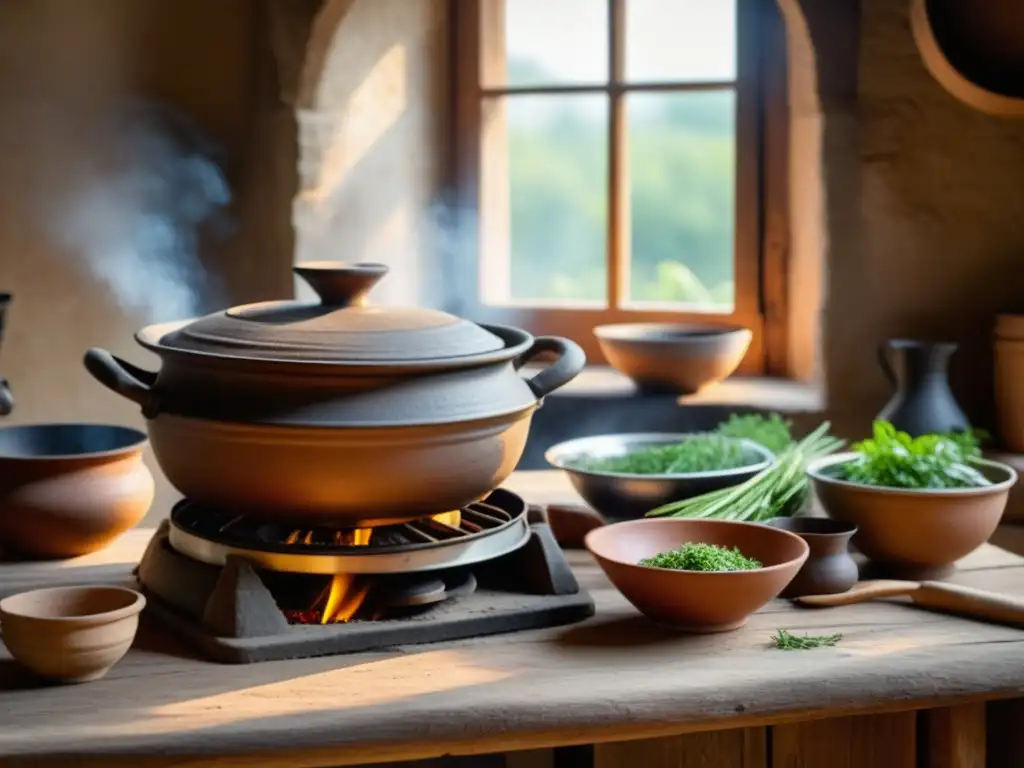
[490,0,608,88]
[481,94,608,305]
[627,90,735,311]
[626,0,737,83]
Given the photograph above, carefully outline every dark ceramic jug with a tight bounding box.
[767,517,858,598]
[876,339,968,436]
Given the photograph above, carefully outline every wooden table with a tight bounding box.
[1,470,1023,768]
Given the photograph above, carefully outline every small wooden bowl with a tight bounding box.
[585,519,808,632]
[0,586,145,683]
[594,323,752,395]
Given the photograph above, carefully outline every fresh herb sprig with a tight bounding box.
[639,542,762,571]
[647,422,845,522]
[771,629,843,650]
[579,434,753,475]
[838,421,990,490]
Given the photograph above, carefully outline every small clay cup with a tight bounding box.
[585,518,808,632]
[766,517,859,598]
[0,585,145,683]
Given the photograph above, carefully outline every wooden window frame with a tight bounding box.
[448,0,790,375]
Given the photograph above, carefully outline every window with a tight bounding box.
[450,0,787,373]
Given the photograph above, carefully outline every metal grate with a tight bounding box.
[170,489,524,556]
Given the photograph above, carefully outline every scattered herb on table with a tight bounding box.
[639,542,762,571]
[771,629,843,650]
[578,434,753,475]
[837,420,990,490]
[647,422,845,522]
[716,413,794,454]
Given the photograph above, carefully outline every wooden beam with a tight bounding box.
[607,0,627,310]
[595,728,766,768]
[772,712,917,768]
[925,703,985,768]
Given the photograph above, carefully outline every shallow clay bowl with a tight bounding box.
[807,453,1018,580]
[546,433,773,522]
[0,424,155,559]
[594,323,752,395]
[0,586,145,683]
[585,519,809,632]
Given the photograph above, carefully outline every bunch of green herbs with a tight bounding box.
[716,412,794,454]
[578,433,752,475]
[647,421,845,522]
[639,542,762,571]
[837,420,990,490]
[771,629,843,650]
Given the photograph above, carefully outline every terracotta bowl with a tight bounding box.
[807,453,1018,580]
[594,323,752,395]
[0,424,154,559]
[0,585,145,683]
[585,519,809,632]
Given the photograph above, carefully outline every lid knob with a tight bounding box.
[293,262,388,307]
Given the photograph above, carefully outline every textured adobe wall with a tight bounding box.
[785,0,1024,438]
[291,0,449,308]
[0,0,297,519]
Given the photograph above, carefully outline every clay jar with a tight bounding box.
[0,424,154,558]
[766,517,858,598]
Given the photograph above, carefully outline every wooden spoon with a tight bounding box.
[797,580,1024,627]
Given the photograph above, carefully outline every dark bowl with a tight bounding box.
[546,432,773,521]
[585,518,808,632]
[594,323,752,394]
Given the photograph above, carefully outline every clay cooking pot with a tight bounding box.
[84,262,586,525]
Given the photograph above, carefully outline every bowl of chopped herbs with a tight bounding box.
[585,518,809,632]
[546,432,774,522]
[807,420,1018,579]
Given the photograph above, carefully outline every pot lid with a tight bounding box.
[156,262,506,363]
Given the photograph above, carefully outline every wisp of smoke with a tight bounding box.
[422,194,478,313]
[45,99,232,322]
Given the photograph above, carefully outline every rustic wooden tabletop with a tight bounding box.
[0,470,1023,767]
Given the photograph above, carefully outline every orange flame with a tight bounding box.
[319,526,373,624]
[320,573,372,624]
[304,511,464,624]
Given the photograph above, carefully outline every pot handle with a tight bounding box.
[515,336,587,400]
[84,348,159,417]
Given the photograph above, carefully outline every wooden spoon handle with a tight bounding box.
[913,582,1024,627]
[796,580,919,607]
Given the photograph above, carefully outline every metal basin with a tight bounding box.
[546,433,773,521]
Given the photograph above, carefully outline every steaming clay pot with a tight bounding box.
[84,262,586,525]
